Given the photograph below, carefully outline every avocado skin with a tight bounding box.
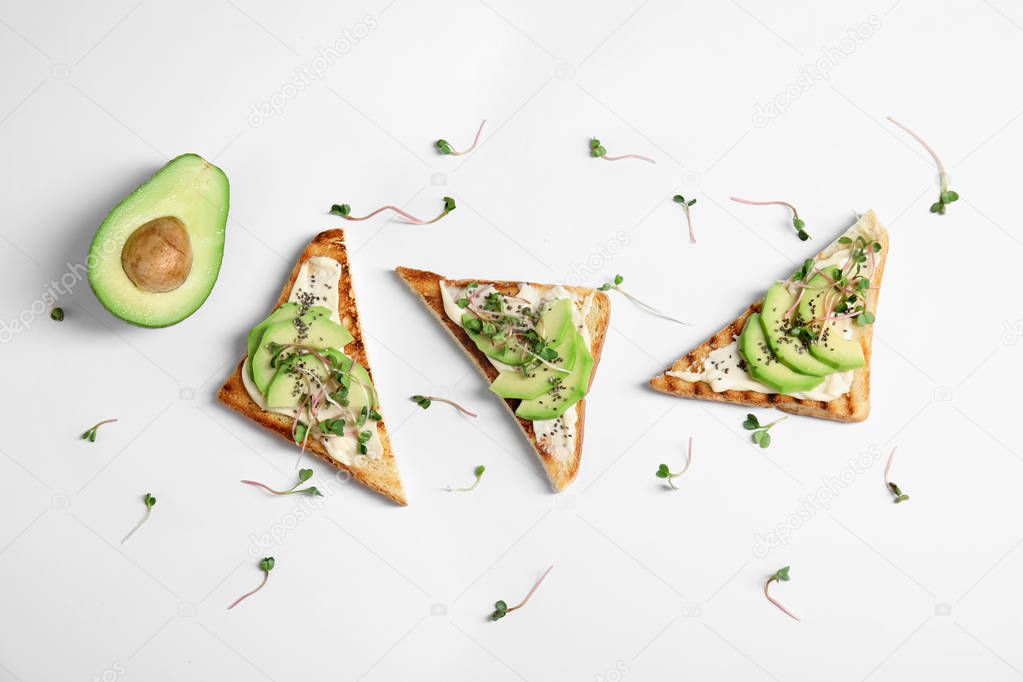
[87,153,230,328]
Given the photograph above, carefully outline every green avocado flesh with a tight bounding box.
[515,336,594,420]
[87,154,229,327]
[246,303,330,378]
[251,312,353,393]
[797,272,865,371]
[739,313,824,394]
[760,284,835,377]
[266,353,329,409]
[461,312,528,365]
[490,299,577,400]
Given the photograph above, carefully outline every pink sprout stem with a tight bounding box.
[729,197,800,221]
[602,153,656,164]
[340,206,445,225]
[507,565,554,612]
[227,572,268,610]
[884,446,898,485]
[764,578,800,621]
[424,396,478,418]
[240,480,291,495]
[447,120,487,156]
[886,117,949,191]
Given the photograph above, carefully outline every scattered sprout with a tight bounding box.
[121,493,156,544]
[742,413,786,448]
[228,557,275,610]
[590,137,655,164]
[884,446,909,503]
[329,197,456,224]
[241,468,323,497]
[729,197,809,240]
[411,394,477,417]
[598,274,688,326]
[656,436,693,490]
[764,566,799,620]
[673,195,698,243]
[886,117,959,215]
[447,465,486,492]
[50,307,64,321]
[491,565,554,621]
[81,419,118,443]
[436,120,486,156]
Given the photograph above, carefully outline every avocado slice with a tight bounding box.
[346,362,378,415]
[461,312,528,366]
[515,332,593,421]
[246,303,330,380]
[251,313,353,393]
[760,284,835,377]
[797,272,865,371]
[87,154,229,327]
[738,313,824,394]
[266,353,330,409]
[490,300,578,400]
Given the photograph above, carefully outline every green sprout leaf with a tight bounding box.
[50,307,64,322]
[442,196,457,212]
[774,566,790,582]
[412,395,432,410]
[298,468,313,482]
[435,139,453,154]
[742,414,760,430]
[260,557,275,572]
[329,203,351,217]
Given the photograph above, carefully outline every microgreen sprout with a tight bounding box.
[884,446,909,503]
[764,566,799,621]
[228,557,275,610]
[742,413,786,448]
[411,394,477,417]
[656,436,693,490]
[121,493,156,544]
[436,120,486,156]
[730,196,809,240]
[81,419,117,443]
[329,197,456,225]
[672,195,698,243]
[50,307,64,321]
[886,117,959,215]
[491,565,554,621]
[447,465,486,492]
[241,468,323,497]
[590,137,655,164]
[598,274,689,326]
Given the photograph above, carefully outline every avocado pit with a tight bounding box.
[121,216,193,293]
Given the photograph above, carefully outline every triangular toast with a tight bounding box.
[650,211,889,422]
[218,230,406,504]
[396,267,610,490]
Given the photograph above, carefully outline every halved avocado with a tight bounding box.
[738,313,824,394]
[87,154,230,327]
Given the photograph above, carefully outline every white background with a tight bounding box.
[1,1,1021,680]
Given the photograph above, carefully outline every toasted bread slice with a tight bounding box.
[650,210,890,422]
[396,267,610,491]
[218,230,406,505]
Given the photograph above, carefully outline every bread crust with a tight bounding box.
[649,211,890,422]
[217,230,406,505]
[395,267,610,490]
